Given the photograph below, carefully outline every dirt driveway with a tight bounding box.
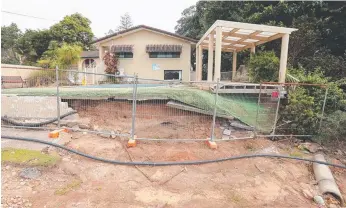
[2,131,346,208]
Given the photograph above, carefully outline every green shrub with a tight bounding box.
[317,110,346,144]
[248,51,279,83]
[279,87,321,135]
[279,69,346,137]
[105,76,120,84]
[26,70,56,87]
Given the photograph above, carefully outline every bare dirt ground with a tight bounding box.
[2,132,346,208]
[2,101,346,207]
[74,101,223,139]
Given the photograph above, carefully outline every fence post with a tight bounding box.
[272,86,281,135]
[131,74,138,140]
[55,66,61,128]
[319,87,328,132]
[255,83,262,136]
[210,78,220,141]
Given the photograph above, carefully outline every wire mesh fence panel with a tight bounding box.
[254,84,282,135]
[261,82,328,137]
[133,78,218,140]
[58,70,135,138]
[1,68,60,130]
[210,82,276,139]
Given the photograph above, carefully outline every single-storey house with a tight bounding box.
[79,25,197,82]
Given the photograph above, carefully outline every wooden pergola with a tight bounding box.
[195,20,298,83]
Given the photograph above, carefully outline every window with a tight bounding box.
[149,52,180,58]
[115,52,133,58]
[82,59,96,68]
[164,70,182,80]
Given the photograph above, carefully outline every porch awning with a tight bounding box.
[110,45,133,53]
[146,44,182,53]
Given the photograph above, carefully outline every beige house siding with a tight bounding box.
[96,29,192,82]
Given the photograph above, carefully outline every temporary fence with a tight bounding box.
[259,82,329,137]
[1,68,329,142]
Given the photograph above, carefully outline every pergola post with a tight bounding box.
[279,34,289,83]
[232,52,237,81]
[251,46,255,54]
[197,45,203,81]
[195,47,199,81]
[207,34,214,82]
[214,26,222,81]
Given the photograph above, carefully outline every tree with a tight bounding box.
[175,1,346,80]
[105,13,133,35]
[1,23,22,64]
[50,13,94,50]
[105,29,115,36]
[38,42,82,69]
[248,51,279,82]
[56,43,82,69]
[116,13,133,32]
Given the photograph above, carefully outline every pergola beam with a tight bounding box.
[204,38,254,46]
[201,45,236,52]
[238,33,284,51]
[222,32,269,41]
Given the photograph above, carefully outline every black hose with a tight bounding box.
[1,135,346,169]
[1,111,77,127]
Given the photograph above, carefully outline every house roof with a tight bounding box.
[91,25,198,44]
[80,51,99,58]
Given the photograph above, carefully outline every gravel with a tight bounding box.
[19,168,41,179]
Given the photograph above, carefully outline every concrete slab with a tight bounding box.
[1,95,73,119]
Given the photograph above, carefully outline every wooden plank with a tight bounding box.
[216,20,298,34]
[223,32,268,41]
[166,101,234,120]
[238,33,284,51]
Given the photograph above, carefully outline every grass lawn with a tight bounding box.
[2,86,275,132]
[2,148,60,166]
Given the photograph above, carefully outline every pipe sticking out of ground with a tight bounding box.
[313,154,344,204]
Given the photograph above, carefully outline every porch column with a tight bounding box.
[195,47,199,81]
[279,34,289,83]
[232,52,237,81]
[214,26,222,81]
[197,45,203,81]
[207,34,214,82]
[99,45,104,60]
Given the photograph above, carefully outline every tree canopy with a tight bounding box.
[105,13,134,35]
[175,1,346,80]
[1,13,94,66]
[50,13,93,50]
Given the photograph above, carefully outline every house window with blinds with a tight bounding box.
[111,45,133,58]
[146,44,182,58]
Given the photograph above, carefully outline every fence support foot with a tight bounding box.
[206,139,217,149]
[127,137,137,148]
[48,129,68,138]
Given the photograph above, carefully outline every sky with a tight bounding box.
[1,0,198,38]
